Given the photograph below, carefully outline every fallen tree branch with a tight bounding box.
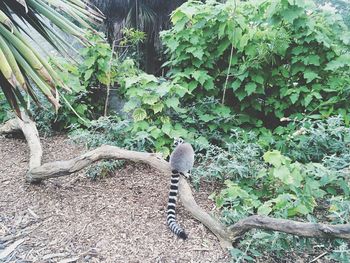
[229,215,350,242]
[16,116,42,170]
[26,145,169,182]
[2,117,350,250]
[179,178,233,248]
[0,116,42,171]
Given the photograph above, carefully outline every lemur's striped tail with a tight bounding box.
[167,170,187,240]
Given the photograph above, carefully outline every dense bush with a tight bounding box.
[161,0,350,127]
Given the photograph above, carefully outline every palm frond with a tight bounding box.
[0,0,104,116]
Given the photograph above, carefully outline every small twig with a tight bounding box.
[104,38,117,116]
[309,252,328,263]
[222,43,234,104]
[0,238,26,260]
[27,208,40,219]
[191,248,211,251]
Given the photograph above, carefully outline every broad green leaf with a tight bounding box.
[304,94,313,107]
[257,203,272,216]
[132,108,147,121]
[325,54,350,70]
[166,38,179,52]
[186,47,204,59]
[239,33,250,50]
[158,147,170,158]
[303,71,319,83]
[161,123,172,136]
[245,82,257,96]
[192,70,209,85]
[165,97,179,109]
[151,102,164,114]
[303,55,320,66]
[139,73,158,84]
[149,127,162,139]
[143,95,159,105]
[236,89,246,101]
[125,77,139,88]
[231,79,241,91]
[273,166,292,185]
[263,150,284,167]
[84,56,96,68]
[294,204,311,215]
[84,69,93,81]
[123,99,138,112]
[290,93,299,104]
[199,114,216,122]
[252,74,264,85]
[196,136,209,146]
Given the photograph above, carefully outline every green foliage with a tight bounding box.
[192,130,264,187]
[213,150,349,221]
[0,0,101,116]
[177,97,237,143]
[161,0,350,127]
[69,116,151,151]
[118,69,192,156]
[276,116,350,165]
[33,33,128,132]
[230,231,350,262]
[328,196,350,224]
[86,160,123,180]
[0,90,11,123]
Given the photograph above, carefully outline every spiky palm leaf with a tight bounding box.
[0,0,104,117]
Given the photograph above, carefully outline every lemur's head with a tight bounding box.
[173,137,184,147]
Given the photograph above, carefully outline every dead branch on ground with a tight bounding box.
[1,117,350,249]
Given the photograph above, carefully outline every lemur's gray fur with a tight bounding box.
[166,138,194,240]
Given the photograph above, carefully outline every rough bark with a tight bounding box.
[26,145,169,183]
[0,116,42,171]
[16,116,42,170]
[2,117,350,250]
[229,215,350,242]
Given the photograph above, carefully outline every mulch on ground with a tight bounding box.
[0,135,229,263]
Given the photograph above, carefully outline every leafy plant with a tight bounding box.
[86,160,123,180]
[0,90,11,123]
[275,116,350,165]
[161,0,350,128]
[32,32,143,132]
[211,150,349,221]
[176,97,237,144]
[117,65,196,156]
[0,0,103,115]
[192,129,264,187]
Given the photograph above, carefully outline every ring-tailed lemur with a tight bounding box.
[167,138,194,240]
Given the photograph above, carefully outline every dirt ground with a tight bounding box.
[0,135,230,263]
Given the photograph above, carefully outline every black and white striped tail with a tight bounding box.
[167,170,187,240]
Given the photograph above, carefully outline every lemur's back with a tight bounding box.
[167,139,194,240]
[170,143,194,173]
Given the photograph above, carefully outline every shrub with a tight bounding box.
[161,0,350,128]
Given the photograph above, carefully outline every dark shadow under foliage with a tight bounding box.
[90,0,186,74]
